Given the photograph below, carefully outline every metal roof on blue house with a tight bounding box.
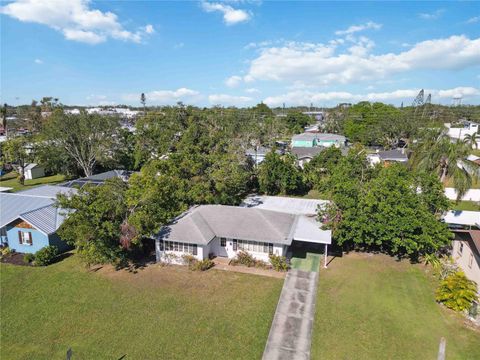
[0,185,77,235]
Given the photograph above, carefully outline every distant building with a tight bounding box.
[24,163,45,180]
[445,121,479,141]
[64,108,81,115]
[291,133,346,148]
[245,147,284,165]
[291,147,325,168]
[367,149,408,166]
[61,169,133,188]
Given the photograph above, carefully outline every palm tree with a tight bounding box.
[411,129,477,200]
[463,132,479,149]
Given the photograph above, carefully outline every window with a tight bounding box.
[459,243,464,255]
[18,231,32,245]
[469,253,474,268]
[160,240,198,255]
[235,239,273,254]
[220,237,226,247]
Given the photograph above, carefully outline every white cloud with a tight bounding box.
[86,94,107,101]
[1,0,153,44]
[467,16,480,24]
[263,87,480,107]
[418,9,445,20]
[144,24,154,34]
[245,88,260,94]
[123,88,201,104]
[436,87,480,99]
[174,42,184,49]
[225,75,242,88]
[335,21,382,36]
[208,94,253,105]
[201,2,251,25]
[241,35,480,86]
[34,58,43,64]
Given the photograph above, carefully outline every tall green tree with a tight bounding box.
[320,164,452,259]
[258,152,304,195]
[57,179,130,267]
[464,133,479,149]
[1,137,32,184]
[410,129,476,200]
[41,110,120,176]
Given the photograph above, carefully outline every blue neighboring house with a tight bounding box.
[0,185,77,254]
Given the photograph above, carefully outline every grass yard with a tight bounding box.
[450,200,480,211]
[0,173,66,192]
[0,254,283,360]
[312,253,480,360]
[290,243,323,272]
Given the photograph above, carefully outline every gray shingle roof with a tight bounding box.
[158,205,298,245]
[378,150,408,161]
[291,147,325,159]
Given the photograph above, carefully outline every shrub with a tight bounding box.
[269,254,289,272]
[254,260,269,269]
[33,246,59,266]
[182,255,214,271]
[435,271,478,312]
[182,254,197,267]
[23,253,35,264]
[230,251,256,267]
[190,258,214,271]
[1,247,12,257]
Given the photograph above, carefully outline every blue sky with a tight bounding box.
[1,1,479,107]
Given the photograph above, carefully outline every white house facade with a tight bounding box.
[156,196,332,266]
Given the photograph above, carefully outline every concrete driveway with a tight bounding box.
[262,269,319,360]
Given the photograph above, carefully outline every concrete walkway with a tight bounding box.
[262,269,319,360]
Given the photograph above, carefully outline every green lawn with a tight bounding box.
[312,253,480,360]
[0,254,283,359]
[450,200,480,211]
[445,176,480,189]
[0,173,66,192]
[290,243,323,272]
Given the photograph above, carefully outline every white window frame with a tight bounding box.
[19,231,32,246]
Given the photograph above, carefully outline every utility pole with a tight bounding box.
[140,93,146,116]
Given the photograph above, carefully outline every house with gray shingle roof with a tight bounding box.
[156,197,332,266]
[0,185,76,254]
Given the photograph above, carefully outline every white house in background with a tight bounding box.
[24,163,45,180]
[367,149,408,166]
[443,210,480,298]
[445,121,479,141]
[155,196,332,267]
[64,108,80,115]
[444,188,480,202]
[245,147,283,165]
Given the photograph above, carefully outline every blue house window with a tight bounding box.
[18,231,32,246]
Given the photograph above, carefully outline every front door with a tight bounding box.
[216,237,228,257]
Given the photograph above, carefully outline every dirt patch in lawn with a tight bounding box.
[95,262,281,294]
[0,253,32,266]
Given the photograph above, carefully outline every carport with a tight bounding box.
[292,215,332,269]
